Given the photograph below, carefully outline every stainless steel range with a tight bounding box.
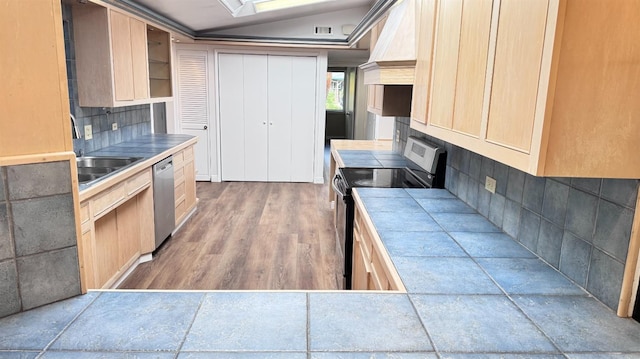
[332,136,446,289]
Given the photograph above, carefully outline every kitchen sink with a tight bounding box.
[76,156,143,185]
[76,157,142,168]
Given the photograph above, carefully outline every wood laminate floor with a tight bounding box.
[118,179,342,290]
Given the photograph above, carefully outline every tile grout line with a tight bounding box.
[406,294,440,357]
[172,292,207,358]
[400,192,569,355]
[306,292,311,358]
[463,251,567,356]
[35,291,103,358]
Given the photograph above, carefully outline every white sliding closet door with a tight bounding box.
[267,56,293,181]
[219,53,317,182]
[289,56,317,182]
[267,56,317,182]
[243,55,269,181]
[219,54,268,181]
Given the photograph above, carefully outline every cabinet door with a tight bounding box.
[110,10,135,101]
[185,159,196,210]
[429,0,492,135]
[411,0,437,124]
[129,18,149,100]
[451,0,493,137]
[352,237,369,290]
[428,0,463,129]
[486,0,549,152]
[116,198,139,269]
[94,210,119,288]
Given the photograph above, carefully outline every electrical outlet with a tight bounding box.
[84,125,93,140]
[485,176,496,194]
[112,122,118,131]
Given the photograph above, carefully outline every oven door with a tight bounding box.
[332,172,353,289]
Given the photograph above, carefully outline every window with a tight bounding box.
[254,0,330,13]
[326,70,345,111]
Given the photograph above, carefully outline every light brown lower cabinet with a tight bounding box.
[79,168,154,290]
[352,194,404,291]
[174,145,197,226]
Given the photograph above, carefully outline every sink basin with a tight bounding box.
[77,167,114,175]
[76,156,142,169]
[76,156,143,185]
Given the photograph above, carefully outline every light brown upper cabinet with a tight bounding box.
[147,25,172,98]
[1,0,73,157]
[412,0,640,178]
[73,4,172,107]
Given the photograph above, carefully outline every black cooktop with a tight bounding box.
[339,167,429,189]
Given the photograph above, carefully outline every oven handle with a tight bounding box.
[332,173,346,198]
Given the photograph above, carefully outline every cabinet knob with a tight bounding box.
[204,125,208,130]
[263,121,267,125]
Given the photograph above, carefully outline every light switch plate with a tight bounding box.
[112,122,118,131]
[485,176,496,194]
[84,125,93,140]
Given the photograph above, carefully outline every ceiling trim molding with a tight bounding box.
[101,0,195,37]
[102,0,397,47]
[346,0,397,46]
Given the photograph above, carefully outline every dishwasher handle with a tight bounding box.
[154,157,173,173]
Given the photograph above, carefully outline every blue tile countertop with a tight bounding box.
[2,188,640,357]
[337,149,409,168]
[78,134,196,192]
[87,134,196,158]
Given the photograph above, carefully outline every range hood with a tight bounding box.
[360,0,416,85]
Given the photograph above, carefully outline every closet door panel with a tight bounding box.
[243,54,269,181]
[219,53,246,181]
[290,56,317,182]
[267,55,293,181]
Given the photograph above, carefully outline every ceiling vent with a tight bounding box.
[314,26,333,35]
[360,0,417,85]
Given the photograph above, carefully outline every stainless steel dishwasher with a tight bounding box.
[153,156,175,249]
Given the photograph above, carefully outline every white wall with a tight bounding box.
[354,67,368,140]
[213,6,370,40]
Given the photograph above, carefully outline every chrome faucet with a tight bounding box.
[71,114,81,139]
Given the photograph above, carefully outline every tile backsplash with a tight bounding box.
[394,117,639,312]
[62,4,151,156]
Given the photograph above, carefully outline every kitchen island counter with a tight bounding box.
[2,186,640,357]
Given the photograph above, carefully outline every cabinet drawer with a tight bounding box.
[183,146,194,161]
[371,249,390,290]
[174,181,186,204]
[125,169,151,196]
[79,203,90,224]
[92,184,126,218]
[174,166,185,183]
[175,199,186,225]
[173,150,184,169]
